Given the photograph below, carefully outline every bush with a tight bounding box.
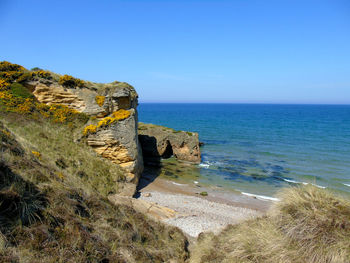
[0,61,25,72]
[59,74,84,88]
[95,95,105,107]
[83,109,131,136]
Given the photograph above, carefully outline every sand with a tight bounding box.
[137,177,274,237]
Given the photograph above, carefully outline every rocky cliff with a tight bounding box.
[138,122,201,166]
[22,73,143,193]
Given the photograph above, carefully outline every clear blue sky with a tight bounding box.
[1,0,350,104]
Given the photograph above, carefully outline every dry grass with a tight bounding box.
[0,114,189,263]
[191,186,350,263]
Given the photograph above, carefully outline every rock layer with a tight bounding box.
[25,78,143,195]
[86,109,143,184]
[138,123,201,165]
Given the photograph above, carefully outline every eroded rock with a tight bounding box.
[25,78,143,196]
[138,123,201,165]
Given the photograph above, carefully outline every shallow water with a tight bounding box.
[139,103,350,198]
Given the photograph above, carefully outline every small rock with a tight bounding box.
[144,193,152,197]
[200,191,208,196]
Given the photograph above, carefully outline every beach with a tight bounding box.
[137,174,273,237]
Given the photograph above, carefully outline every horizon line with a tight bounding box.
[139,102,350,105]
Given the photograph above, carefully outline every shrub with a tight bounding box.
[83,109,131,136]
[111,109,130,120]
[31,70,52,80]
[0,79,9,91]
[83,125,97,135]
[0,61,25,72]
[31,67,42,71]
[59,74,84,88]
[95,95,105,107]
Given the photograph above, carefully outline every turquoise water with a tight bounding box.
[139,103,350,198]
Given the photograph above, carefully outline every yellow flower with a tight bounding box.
[32,151,41,159]
[83,124,97,135]
[95,96,105,107]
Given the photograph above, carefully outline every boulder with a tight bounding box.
[138,123,201,166]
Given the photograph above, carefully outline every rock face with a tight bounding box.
[25,79,143,194]
[138,123,201,166]
[86,109,143,184]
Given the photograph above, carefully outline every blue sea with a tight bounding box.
[138,103,350,199]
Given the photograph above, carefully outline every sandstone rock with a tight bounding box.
[138,123,201,165]
[24,78,143,196]
[86,109,143,184]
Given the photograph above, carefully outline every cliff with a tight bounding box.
[138,122,201,166]
[0,62,143,195]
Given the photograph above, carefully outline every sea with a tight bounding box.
[138,103,350,200]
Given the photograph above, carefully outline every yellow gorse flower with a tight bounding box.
[83,109,131,136]
[95,96,105,107]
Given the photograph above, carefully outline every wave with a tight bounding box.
[343,183,350,187]
[172,182,185,186]
[311,183,326,189]
[199,163,210,168]
[241,192,280,202]
[283,178,301,184]
[282,178,326,189]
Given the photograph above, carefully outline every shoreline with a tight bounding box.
[136,174,274,237]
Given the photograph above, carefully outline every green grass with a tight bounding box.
[191,185,350,263]
[0,113,189,262]
[9,83,34,99]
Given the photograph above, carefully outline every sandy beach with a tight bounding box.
[137,175,274,237]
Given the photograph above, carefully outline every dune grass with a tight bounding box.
[191,185,350,263]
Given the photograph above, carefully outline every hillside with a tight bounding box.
[0,62,188,262]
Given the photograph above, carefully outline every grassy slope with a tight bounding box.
[0,113,189,263]
[190,185,350,263]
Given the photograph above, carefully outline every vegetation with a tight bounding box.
[95,95,105,107]
[9,83,34,99]
[83,109,131,136]
[0,61,189,262]
[191,185,350,263]
[59,74,85,88]
[0,112,189,262]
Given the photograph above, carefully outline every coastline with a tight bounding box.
[136,173,274,237]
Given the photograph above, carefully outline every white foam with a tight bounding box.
[199,163,210,168]
[241,192,280,202]
[283,179,325,189]
[310,183,326,189]
[344,183,350,187]
[172,182,185,186]
[283,179,300,184]
[194,181,199,184]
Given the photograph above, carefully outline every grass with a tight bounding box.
[0,113,189,262]
[190,185,350,263]
[9,83,34,99]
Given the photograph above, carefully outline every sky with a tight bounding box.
[1,0,350,104]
